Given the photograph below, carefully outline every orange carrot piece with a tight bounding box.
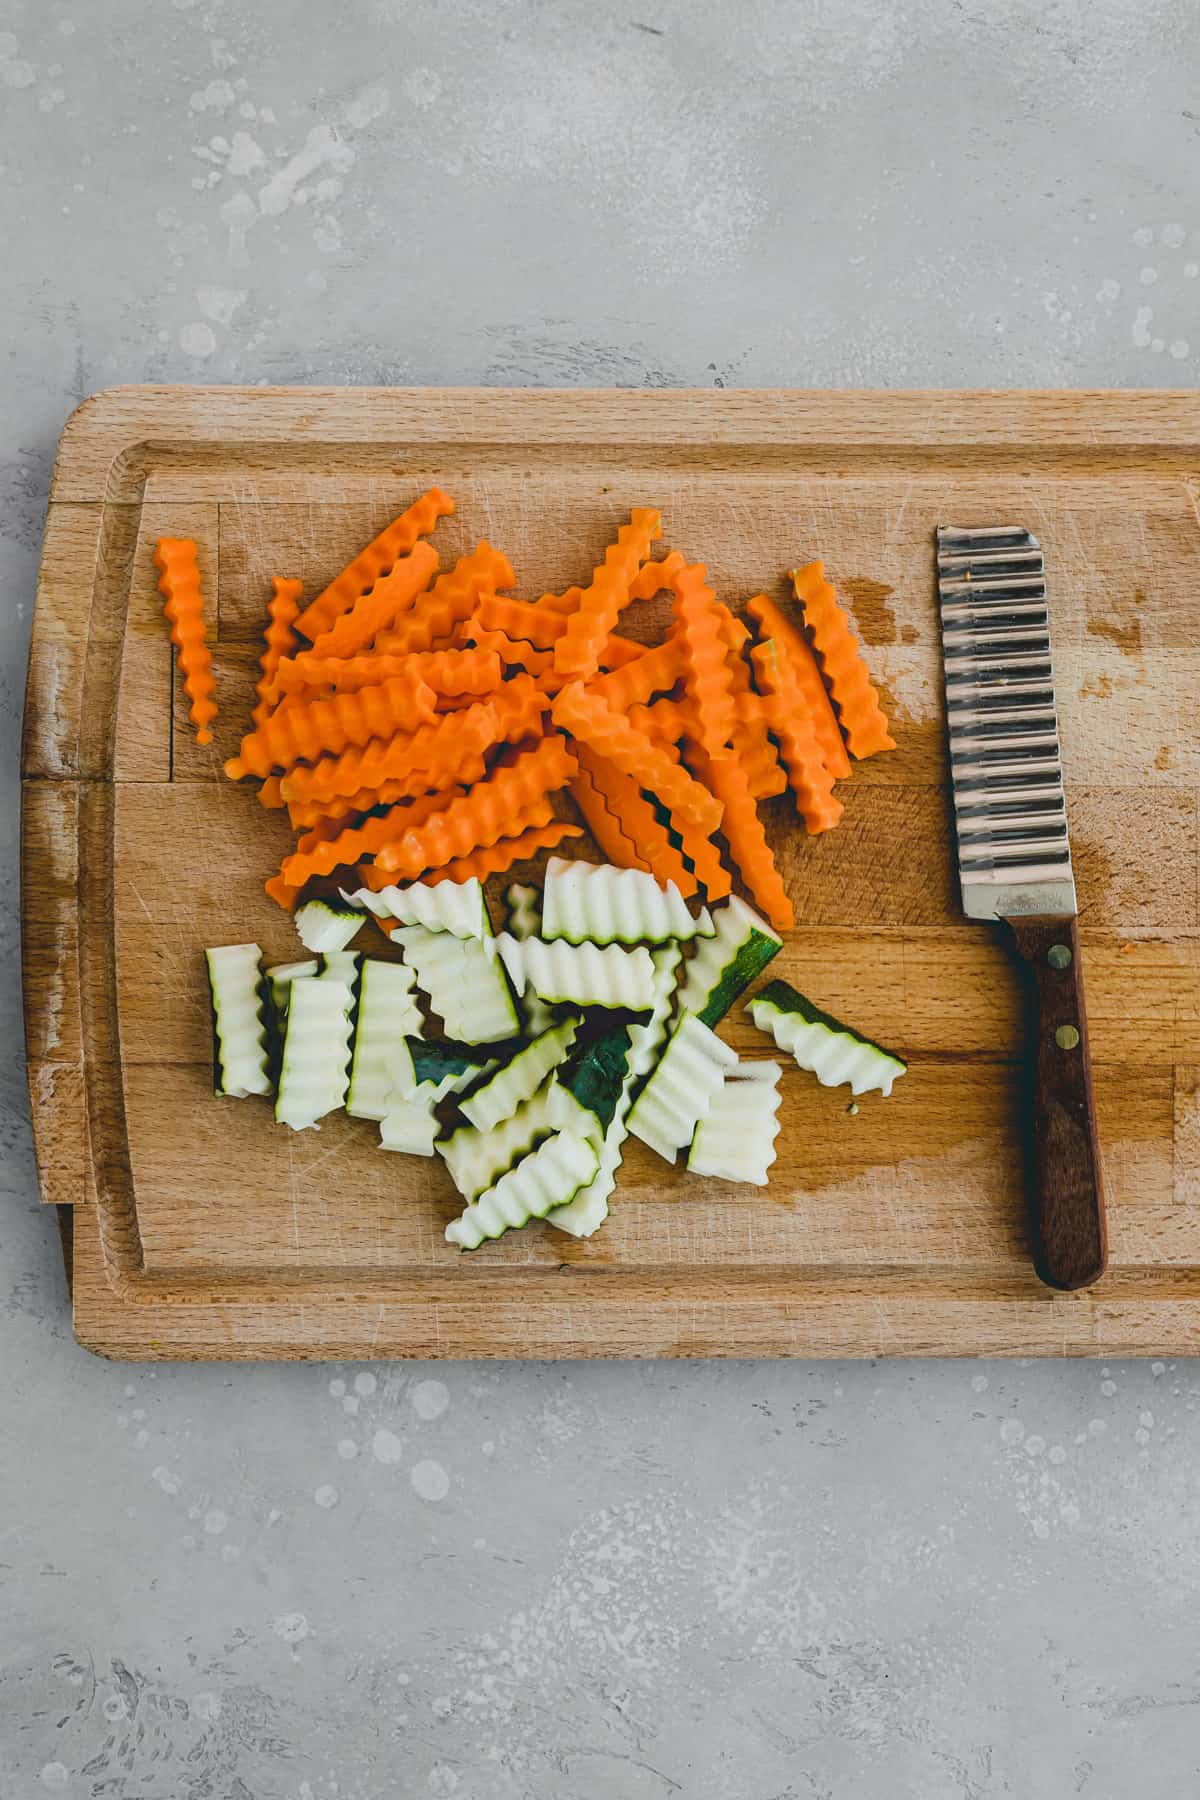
[569,765,655,875]
[374,736,578,877]
[714,603,751,657]
[267,645,500,701]
[279,701,502,806]
[585,637,685,712]
[283,803,446,887]
[292,540,439,665]
[252,578,303,725]
[532,584,584,615]
[750,639,844,834]
[570,747,701,897]
[550,681,722,833]
[671,562,737,758]
[745,592,851,780]
[655,800,733,902]
[463,623,566,689]
[721,651,788,800]
[372,543,515,657]
[154,538,217,746]
[628,549,686,601]
[225,673,438,779]
[286,766,480,832]
[258,775,286,809]
[292,488,454,642]
[425,820,585,885]
[477,594,566,649]
[264,872,304,912]
[790,561,896,759]
[697,752,794,930]
[554,510,661,679]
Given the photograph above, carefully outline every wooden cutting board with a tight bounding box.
[22,385,1200,1359]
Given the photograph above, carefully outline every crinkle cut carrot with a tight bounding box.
[258,775,285,810]
[371,543,516,657]
[790,561,896,759]
[696,751,794,930]
[629,549,686,601]
[286,765,479,833]
[550,681,722,833]
[154,537,217,746]
[745,592,851,781]
[718,636,788,799]
[293,540,439,665]
[532,584,584,615]
[292,488,454,642]
[655,796,732,902]
[374,735,578,877]
[279,700,501,806]
[554,509,662,679]
[569,765,654,874]
[283,801,454,887]
[252,578,302,725]
[225,673,438,779]
[584,636,685,712]
[750,639,844,834]
[425,820,585,886]
[265,872,304,911]
[571,746,700,897]
[268,645,501,701]
[671,562,737,758]
[463,623,563,687]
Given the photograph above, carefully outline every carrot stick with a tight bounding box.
[279,701,503,806]
[745,592,851,781]
[569,765,655,875]
[291,540,439,665]
[258,775,286,810]
[553,510,661,679]
[286,765,479,832]
[225,673,438,779]
[153,538,217,745]
[424,820,585,885]
[551,681,723,833]
[570,747,701,897]
[695,752,794,930]
[252,578,302,726]
[750,639,844,834]
[267,645,500,701]
[790,561,896,759]
[584,637,685,712]
[293,489,454,642]
[373,736,578,877]
[371,543,516,657]
[629,549,686,601]
[671,562,737,758]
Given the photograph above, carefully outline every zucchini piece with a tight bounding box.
[266,959,319,1020]
[394,925,519,1043]
[459,1018,579,1134]
[492,934,656,1010]
[548,943,682,1238]
[318,949,362,990]
[379,1039,498,1155]
[675,895,782,1027]
[346,959,423,1121]
[444,1130,600,1250]
[503,881,556,1035]
[348,876,492,941]
[541,856,714,946]
[205,944,272,1098]
[748,980,906,1097]
[626,1011,737,1164]
[439,1076,565,1201]
[274,971,356,1129]
[557,1023,632,1139]
[688,1067,782,1185]
[295,896,363,954]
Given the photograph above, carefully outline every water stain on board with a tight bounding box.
[1087,589,1144,655]
[1155,744,1175,770]
[840,577,897,645]
[1079,673,1113,700]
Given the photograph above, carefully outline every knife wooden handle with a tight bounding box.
[1005,914,1107,1291]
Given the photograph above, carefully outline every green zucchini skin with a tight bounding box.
[557,1024,633,1136]
[749,979,907,1097]
[694,930,781,1027]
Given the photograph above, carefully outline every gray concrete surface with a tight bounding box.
[3,0,1199,1792]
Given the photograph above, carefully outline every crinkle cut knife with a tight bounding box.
[936,525,1107,1291]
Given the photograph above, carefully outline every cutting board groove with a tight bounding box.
[21,385,1200,1358]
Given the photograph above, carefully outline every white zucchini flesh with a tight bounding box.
[748,981,906,1098]
[295,898,364,954]
[674,895,782,1027]
[347,876,491,940]
[379,1046,498,1156]
[206,944,272,1098]
[438,1076,566,1202]
[688,1068,782,1185]
[491,934,656,1010]
[541,856,714,946]
[445,1130,599,1249]
[275,972,356,1129]
[346,960,423,1121]
[625,1011,738,1164]
[458,1018,578,1134]
[393,925,519,1044]
[267,959,319,1019]
[503,881,556,1035]
[548,942,682,1238]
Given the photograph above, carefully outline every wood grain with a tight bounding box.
[21,385,1200,1357]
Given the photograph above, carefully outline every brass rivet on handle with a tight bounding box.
[1055,1024,1081,1050]
[1047,943,1072,970]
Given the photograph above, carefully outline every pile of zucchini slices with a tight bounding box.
[205,859,905,1249]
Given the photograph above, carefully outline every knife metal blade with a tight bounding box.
[936,524,1107,1292]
